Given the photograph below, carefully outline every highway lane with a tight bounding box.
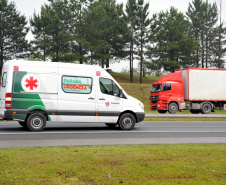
[0,121,226,148]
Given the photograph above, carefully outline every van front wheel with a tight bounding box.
[105,123,117,128]
[27,113,46,132]
[118,113,135,130]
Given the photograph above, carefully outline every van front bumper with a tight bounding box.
[136,112,145,122]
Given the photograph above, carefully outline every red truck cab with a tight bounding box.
[150,72,184,114]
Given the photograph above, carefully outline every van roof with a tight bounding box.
[5,60,102,70]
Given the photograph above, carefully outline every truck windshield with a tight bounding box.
[151,84,162,93]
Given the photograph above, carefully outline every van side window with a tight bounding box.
[1,72,7,87]
[62,76,92,94]
[163,84,171,91]
[100,78,120,97]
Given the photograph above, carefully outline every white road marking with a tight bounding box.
[0,130,226,135]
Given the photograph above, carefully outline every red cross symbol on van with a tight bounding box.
[21,74,40,92]
[26,77,38,90]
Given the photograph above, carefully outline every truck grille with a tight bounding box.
[151,96,158,103]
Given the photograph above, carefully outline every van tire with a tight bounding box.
[105,123,117,128]
[118,113,135,130]
[27,113,46,132]
[18,121,28,128]
[168,102,178,114]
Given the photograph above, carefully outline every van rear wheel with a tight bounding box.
[27,113,46,132]
[18,121,27,128]
[118,113,135,130]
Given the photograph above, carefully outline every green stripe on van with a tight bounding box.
[11,71,51,121]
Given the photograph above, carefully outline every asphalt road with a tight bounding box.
[0,121,226,148]
[145,113,226,118]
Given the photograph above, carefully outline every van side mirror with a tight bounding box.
[119,89,123,98]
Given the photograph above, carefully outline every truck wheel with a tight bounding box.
[27,113,46,131]
[158,110,167,114]
[190,110,200,114]
[168,102,178,114]
[105,123,117,128]
[201,103,211,114]
[118,113,135,130]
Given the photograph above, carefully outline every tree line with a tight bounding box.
[0,0,225,83]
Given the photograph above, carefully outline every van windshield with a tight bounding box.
[151,84,162,93]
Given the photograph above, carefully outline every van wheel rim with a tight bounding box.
[31,116,43,129]
[123,117,132,128]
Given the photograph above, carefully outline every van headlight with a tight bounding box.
[139,102,144,110]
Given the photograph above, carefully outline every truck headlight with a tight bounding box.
[157,104,160,107]
[139,102,144,110]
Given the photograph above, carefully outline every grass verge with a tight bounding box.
[1,144,226,184]
[144,117,226,121]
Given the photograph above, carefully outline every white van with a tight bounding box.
[0,60,145,131]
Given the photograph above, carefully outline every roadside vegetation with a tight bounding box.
[1,144,225,184]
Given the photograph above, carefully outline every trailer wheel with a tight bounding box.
[158,110,167,114]
[118,113,135,130]
[105,123,117,128]
[168,102,178,114]
[27,113,46,131]
[201,103,212,114]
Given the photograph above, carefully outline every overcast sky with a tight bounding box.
[11,0,226,20]
[9,0,226,71]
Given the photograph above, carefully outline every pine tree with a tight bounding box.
[0,0,29,70]
[186,0,219,68]
[30,0,72,62]
[149,7,197,71]
[85,0,127,68]
[125,0,137,83]
[136,0,150,84]
[30,5,51,61]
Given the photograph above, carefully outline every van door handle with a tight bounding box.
[88,97,95,100]
[99,98,105,100]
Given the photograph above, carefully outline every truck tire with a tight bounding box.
[118,113,135,130]
[201,103,212,114]
[168,102,178,114]
[190,110,200,114]
[158,110,167,114]
[27,113,46,131]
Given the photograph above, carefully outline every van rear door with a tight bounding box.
[0,62,11,118]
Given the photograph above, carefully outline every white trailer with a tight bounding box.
[179,68,226,113]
